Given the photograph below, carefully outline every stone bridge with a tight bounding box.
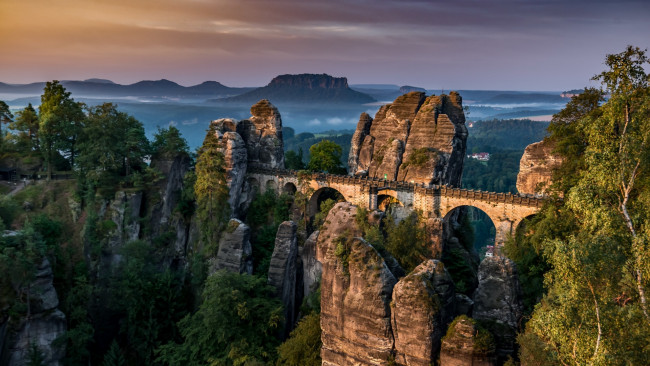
[247,168,543,246]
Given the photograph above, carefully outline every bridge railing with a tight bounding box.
[247,167,545,208]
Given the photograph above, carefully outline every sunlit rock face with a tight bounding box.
[236,99,285,170]
[516,139,563,196]
[349,91,467,186]
[317,202,397,366]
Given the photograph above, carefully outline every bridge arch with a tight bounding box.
[247,177,260,194]
[443,205,497,258]
[265,179,278,193]
[282,182,297,195]
[308,187,346,218]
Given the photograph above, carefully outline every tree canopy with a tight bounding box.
[307,140,346,174]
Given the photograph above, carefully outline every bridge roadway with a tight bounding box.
[247,167,544,246]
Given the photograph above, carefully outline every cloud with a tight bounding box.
[307,118,321,126]
[182,118,199,125]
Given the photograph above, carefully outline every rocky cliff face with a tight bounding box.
[1,259,66,366]
[349,92,467,185]
[317,203,396,366]
[439,317,496,366]
[300,230,321,297]
[473,256,524,361]
[211,219,253,275]
[391,260,456,366]
[516,139,562,196]
[268,221,299,337]
[148,154,193,260]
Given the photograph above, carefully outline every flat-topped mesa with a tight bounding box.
[348,91,467,186]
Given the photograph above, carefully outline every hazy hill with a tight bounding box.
[0,79,253,99]
[220,74,376,104]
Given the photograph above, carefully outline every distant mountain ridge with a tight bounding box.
[0,79,253,98]
[220,74,376,104]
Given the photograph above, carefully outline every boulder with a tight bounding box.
[318,202,396,366]
[211,219,253,275]
[348,91,467,186]
[516,140,562,196]
[440,316,496,366]
[268,221,299,336]
[391,260,456,366]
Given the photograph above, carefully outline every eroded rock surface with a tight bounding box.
[212,219,253,275]
[268,221,299,336]
[237,99,285,170]
[300,230,322,297]
[440,317,496,366]
[391,260,456,366]
[3,259,66,366]
[473,256,524,360]
[516,140,562,196]
[349,92,467,185]
[318,202,396,366]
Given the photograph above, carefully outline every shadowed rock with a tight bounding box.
[211,219,253,275]
[268,221,299,336]
[516,139,562,196]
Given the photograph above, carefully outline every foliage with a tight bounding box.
[517,46,650,364]
[152,126,190,159]
[102,340,126,366]
[307,140,346,174]
[461,150,523,193]
[284,149,305,170]
[111,240,189,364]
[9,103,40,154]
[282,127,352,169]
[276,312,322,366]
[76,103,150,193]
[402,147,433,168]
[467,119,549,151]
[312,198,336,229]
[442,315,495,355]
[194,124,230,250]
[382,211,429,273]
[156,271,283,366]
[246,190,292,276]
[0,195,19,228]
[38,81,85,178]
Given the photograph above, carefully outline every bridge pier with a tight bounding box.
[368,186,378,210]
[494,219,514,249]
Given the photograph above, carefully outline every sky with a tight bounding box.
[1,0,649,90]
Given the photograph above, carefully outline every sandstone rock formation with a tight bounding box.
[208,100,286,218]
[440,316,496,366]
[473,256,524,360]
[348,92,467,186]
[391,260,456,366]
[149,153,193,258]
[300,230,322,297]
[2,259,66,366]
[100,191,143,272]
[237,99,285,170]
[211,219,253,275]
[317,202,396,366]
[516,139,562,196]
[268,221,299,336]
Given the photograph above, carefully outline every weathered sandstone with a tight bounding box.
[440,316,496,366]
[268,221,299,336]
[516,139,562,196]
[391,260,456,366]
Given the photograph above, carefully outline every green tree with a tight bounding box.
[0,100,14,150]
[76,103,149,191]
[276,312,321,366]
[151,126,190,159]
[518,46,650,364]
[284,149,305,170]
[156,271,283,366]
[194,124,230,250]
[38,81,84,178]
[307,140,346,174]
[9,103,40,154]
[102,340,126,366]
